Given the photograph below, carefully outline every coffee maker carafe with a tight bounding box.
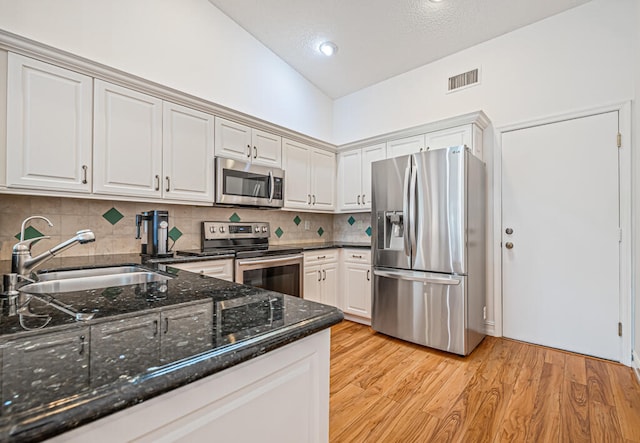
[135,210,171,257]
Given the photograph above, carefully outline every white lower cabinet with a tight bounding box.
[303,250,338,305]
[340,249,372,323]
[169,259,234,282]
[50,329,331,443]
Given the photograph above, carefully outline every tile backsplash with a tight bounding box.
[0,195,372,260]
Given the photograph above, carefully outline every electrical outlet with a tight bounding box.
[304,220,310,230]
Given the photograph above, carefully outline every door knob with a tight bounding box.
[505,242,514,249]
[505,228,513,235]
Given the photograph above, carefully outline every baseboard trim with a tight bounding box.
[632,351,640,385]
[484,320,497,337]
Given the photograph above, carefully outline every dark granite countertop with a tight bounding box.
[280,241,371,251]
[0,254,343,442]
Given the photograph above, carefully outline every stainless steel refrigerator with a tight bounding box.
[371,146,486,356]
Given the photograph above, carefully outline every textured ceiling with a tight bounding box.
[208,0,592,99]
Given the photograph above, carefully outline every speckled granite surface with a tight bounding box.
[0,254,343,442]
[283,241,371,251]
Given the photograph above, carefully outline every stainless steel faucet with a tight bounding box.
[11,216,96,276]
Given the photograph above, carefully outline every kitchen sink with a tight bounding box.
[20,265,172,294]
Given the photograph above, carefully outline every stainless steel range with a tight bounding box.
[177,222,303,297]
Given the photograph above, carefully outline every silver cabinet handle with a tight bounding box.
[81,165,88,184]
[155,175,160,191]
[357,194,361,205]
[153,319,159,336]
[247,144,251,157]
[312,195,316,205]
[308,194,311,204]
[79,335,85,355]
[253,146,257,159]
[322,269,326,281]
[166,176,170,192]
[164,317,169,334]
[362,194,366,205]
[317,270,321,281]
[317,255,326,260]
[352,254,362,258]
[367,269,370,281]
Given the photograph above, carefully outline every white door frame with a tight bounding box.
[493,101,632,366]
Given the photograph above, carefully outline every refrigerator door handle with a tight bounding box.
[409,158,418,258]
[373,268,461,285]
[403,158,411,257]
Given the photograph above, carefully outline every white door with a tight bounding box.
[502,111,620,361]
[251,130,282,167]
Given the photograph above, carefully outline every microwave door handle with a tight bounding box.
[268,170,274,202]
[402,157,411,258]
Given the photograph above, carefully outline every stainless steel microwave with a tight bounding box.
[215,158,284,208]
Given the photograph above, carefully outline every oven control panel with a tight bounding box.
[202,221,270,240]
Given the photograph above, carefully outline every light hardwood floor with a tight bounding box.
[329,321,640,443]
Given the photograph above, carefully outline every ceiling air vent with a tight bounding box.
[447,68,480,92]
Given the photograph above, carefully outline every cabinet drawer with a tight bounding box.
[342,249,371,264]
[304,249,339,265]
[170,259,234,281]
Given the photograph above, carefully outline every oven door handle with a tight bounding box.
[235,254,304,267]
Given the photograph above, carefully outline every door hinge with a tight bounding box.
[618,322,622,337]
[619,228,623,243]
[617,133,622,148]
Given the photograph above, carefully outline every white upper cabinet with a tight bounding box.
[337,143,385,212]
[424,124,483,159]
[6,53,93,193]
[93,80,163,198]
[214,117,282,167]
[163,102,214,202]
[282,139,335,211]
[386,134,426,158]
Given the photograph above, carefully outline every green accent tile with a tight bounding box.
[317,227,324,237]
[293,215,302,226]
[365,226,372,237]
[229,213,241,222]
[169,227,183,242]
[14,226,44,240]
[275,227,284,238]
[103,207,124,225]
[347,216,356,226]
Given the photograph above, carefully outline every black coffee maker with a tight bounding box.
[135,210,171,257]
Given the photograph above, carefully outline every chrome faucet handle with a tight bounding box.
[19,216,53,241]
[13,236,51,252]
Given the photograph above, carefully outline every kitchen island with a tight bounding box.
[0,254,343,442]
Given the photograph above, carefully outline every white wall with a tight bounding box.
[0,0,334,142]
[333,0,634,144]
[633,0,640,372]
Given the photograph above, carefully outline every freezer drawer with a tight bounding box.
[372,268,482,355]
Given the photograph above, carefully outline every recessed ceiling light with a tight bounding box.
[318,41,338,57]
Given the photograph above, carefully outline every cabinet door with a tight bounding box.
[2,327,89,413]
[163,102,214,202]
[303,264,322,303]
[342,264,372,318]
[282,139,312,209]
[321,262,339,307]
[360,143,386,209]
[386,135,426,158]
[337,149,362,211]
[424,125,472,153]
[252,129,282,167]
[7,53,92,192]
[160,301,214,363]
[214,117,252,161]
[93,80,163,197]
[90,313,160,386]
[310,149,335,211]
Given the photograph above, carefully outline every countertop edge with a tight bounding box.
[7,308,344,442]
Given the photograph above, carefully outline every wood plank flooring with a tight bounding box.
[329,321,640,443]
